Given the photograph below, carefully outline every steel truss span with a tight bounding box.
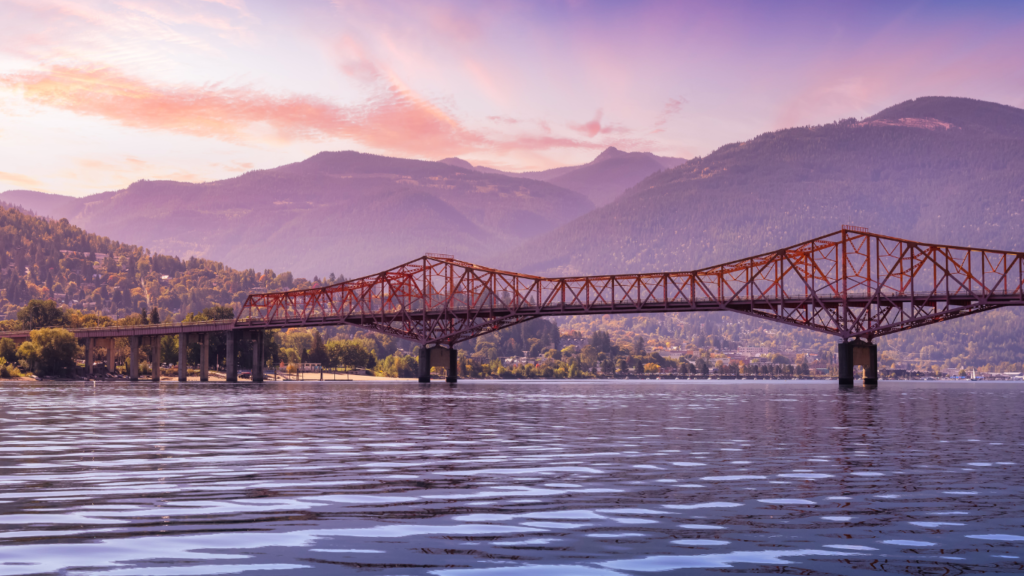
[235,228,1024,345]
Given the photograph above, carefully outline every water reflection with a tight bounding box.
[0,380,1022,574]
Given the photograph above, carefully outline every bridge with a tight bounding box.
[5,227,1023,385]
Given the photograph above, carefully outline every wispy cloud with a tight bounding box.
[569,109,628,138]
[655,97,687,127]
[0,170,42,187]
[0,64,602,159]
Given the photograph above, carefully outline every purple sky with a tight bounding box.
[1,0,1023,196]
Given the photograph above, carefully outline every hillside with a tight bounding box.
[544,147,686,207]
[1,152,593,278]
[443,146,686,207]
[0,203,315,322]
[502,97,1024,276]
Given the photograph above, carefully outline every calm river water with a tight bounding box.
[1,380,1022,575]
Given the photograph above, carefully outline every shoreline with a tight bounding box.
[4,376,1023,384]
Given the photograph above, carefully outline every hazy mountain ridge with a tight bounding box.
[1,151,594,278]
[500,97,1024,276]
[442,146,687,206]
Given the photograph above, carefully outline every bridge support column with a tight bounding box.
[106,339,114,374]
[129,336,139,382]
[85,337,94,378]
[838,340,878,386]
[200,334,209,382]
[226,330,237,382]
[864,344,878,387]
[151,337,161,383]
[838,342,853,386]
[418,346,430,383]
[252,331,264,383]
[178,332,187,382]
[446,347,458,384]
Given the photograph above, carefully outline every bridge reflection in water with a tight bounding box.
[4,227,1022,386]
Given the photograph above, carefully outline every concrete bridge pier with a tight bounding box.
[226,330,237,382]
[418,345,431,383]
[418,345,457,383]
[252,331,264,383]
[178,333,187,382]
[151,337,161,382]
[129,336,139,381]
[106,339,114,375]
[85,337,94,378]
[199,334,209,382]
[446,347,458,385]
[838,340,878,387]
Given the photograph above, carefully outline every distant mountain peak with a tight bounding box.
[592,146,630,163]
[867,96,1024,138]
[439,157,476,170]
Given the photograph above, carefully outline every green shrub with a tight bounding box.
[17,328,80,376]
[0,338,17,363]
[0,357,22,379]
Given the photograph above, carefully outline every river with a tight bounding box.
[0,380,1022,575]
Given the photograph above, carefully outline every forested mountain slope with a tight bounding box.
[502,97,1024,276]
[1,152,593,278]
[0,204,316,322]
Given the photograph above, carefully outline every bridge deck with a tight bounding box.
[0,319,236,341]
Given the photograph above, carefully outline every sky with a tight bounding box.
[1,0,1023,197]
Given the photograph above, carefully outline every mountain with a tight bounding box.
[438,157,475,170]
[444,147,687,207]
[544,147,686,207]
[501,97,1024,276]
[2,152,593,278]
[0,203,297,322]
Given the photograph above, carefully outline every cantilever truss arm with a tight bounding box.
[235,230,1024,345]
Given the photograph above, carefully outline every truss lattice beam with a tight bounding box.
[236,229,1024,345]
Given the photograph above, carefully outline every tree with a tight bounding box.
[0,338,17,363]
[150,307,161,324]
[632,335,645,355]
[17,328,80,376]
[695,358,709,376]
[307,330,328,365]
[17,300,67,329]
[160,335,178,365]
[375,352,418,378]
[590,331,613,354]
[201,305,235,320]
[326,339,377,369]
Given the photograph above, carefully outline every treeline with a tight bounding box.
[555,309,1024,374]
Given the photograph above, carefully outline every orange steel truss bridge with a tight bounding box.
[5,227,1022,385]
[235,226,1024,385]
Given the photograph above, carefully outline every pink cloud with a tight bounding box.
[568,109,629,138]
[334,36,383,83]
[0,171,42,187]
[0,64,601,159]
[570,109,605,137]
[487,115,519,124]
[655,97,687,126]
